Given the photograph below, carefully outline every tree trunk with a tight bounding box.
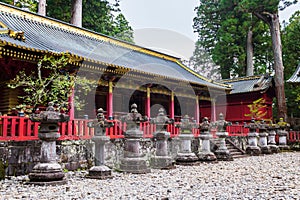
[246,30,254,76]
[38,0,46,16]
[71,0,82,27]
[269,13,287,120]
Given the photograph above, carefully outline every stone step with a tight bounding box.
[211,138,248,159]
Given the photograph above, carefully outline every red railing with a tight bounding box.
[288,131,300,143]
[1,116,300,143]
[227,125,249,137]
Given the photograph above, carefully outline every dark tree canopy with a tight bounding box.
[0,0,134,43]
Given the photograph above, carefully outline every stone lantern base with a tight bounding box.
[150,156,175,169]
[119,157,151,174]
[260,146,272,154]
[214,150,233,161]
[28,163,66,186]
[87,165,112,179]
[215,132,233,161]
[269,145,280,153]
[246,146,261,156]
[119,129,151,174]
[176,152,199,165]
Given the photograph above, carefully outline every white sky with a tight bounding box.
[115,0,300,60]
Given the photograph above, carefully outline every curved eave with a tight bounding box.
[0,41,231,91]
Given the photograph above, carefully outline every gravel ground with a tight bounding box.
[0,152,299,200]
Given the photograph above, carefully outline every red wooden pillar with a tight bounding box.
[68,87,75,120]
[107,80,113,120]
[211,99,216,122]
[194,96,199,123]
[169,91,175,119]
[145,87,151,118]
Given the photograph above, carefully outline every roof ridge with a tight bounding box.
[0,2,179,62]
[220,75,265,83]
[175,61,231,88]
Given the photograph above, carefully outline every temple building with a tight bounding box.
[0,3,274,123]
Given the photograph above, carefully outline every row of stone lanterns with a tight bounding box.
[245,118,290,156]
[28,102,289,184]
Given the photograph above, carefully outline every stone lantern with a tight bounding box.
[257,120,271,154]
[176,115,199,165]
[267,123,280,153]
[150,108,175,169]
[277,118,290,150]
[87,108,114,179]
[119,103,150,173]
[198,117,217,162]
[28,102,69,185]
[212,113,233,161]
[244,119,261,155]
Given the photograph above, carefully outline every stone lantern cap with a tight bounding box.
[177,115,197,134]
[267,122,279,130]
[212,113,231,132]
[151,108,174,132]
[244,118,259,131]
[200,117,210,132]
[88,108,114,136]
[257,120,267,131]
[121,103,148,130]
[277,118,290,130]
[30,102,69,123]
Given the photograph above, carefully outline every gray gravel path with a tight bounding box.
[1,152,299,200]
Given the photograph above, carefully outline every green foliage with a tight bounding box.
[0,0,38,12]
[7,53,74,112]
[282,11,300,117]
[7,53,97,113]
[193,0,272,79]
[47,0,134,43]
[0,0,133,42]
[0,160,7,180]
[193,0,296,79]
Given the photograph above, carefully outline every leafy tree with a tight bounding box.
[193,0,297,120]
[47,0,134,42]
[7,53,74,113]
[7,53,97,114]
[189,41,221,80]
[282,11,300,117]
[1,0,37,12]
[193,0,272,79]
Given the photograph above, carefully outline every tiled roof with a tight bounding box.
[287,63,300,83]
[220,74,273,94]
[0,3,230,90]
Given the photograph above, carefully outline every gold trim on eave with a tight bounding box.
[176,60,231,88]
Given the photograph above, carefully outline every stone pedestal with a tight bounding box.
[29,122,66,185]
[87,108,113,179]
[267,127,279,153]
[246,132,261,156]
[176,133,199,165]
[87,136,112,179]
[119,129,150,173]
[215,131,233,161]
[257,120,271,154]
[277,118,290,150]
[151,131,174,169]
[198,131,217,162]
[258,132,271,154]
[197,117,217,162]
[277,129,290,150]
